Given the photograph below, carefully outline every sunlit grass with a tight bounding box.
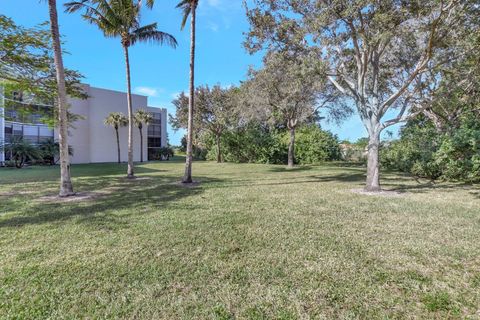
[0,159,479,318]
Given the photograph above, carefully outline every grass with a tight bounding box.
[0,158,479,319]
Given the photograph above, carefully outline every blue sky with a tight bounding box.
[1,0,372,145]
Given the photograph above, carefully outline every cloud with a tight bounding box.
[206,0,222,8]
[207,21,219,32]
[134,86,163,97]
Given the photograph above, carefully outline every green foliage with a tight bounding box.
[206,123,287,164]
[1,137,41,168]
[381,119,442,179]
[0,15,86,100]
[294,125,341,164]
[159,146,174,160]
[434,119,480,182]
[203,124,340,165]
[381,116,480,182]
[38,138,73,165]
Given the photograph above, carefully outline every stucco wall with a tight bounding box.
[68,85,151,164]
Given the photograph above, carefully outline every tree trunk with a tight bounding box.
[288,127,296,168]
[48,0,74,197]
[115,128,121,164]
[123,44,135,179]
[216,133,222,163]
[182,3,196,183]
[139,126,144,162]
[365,132,381,192]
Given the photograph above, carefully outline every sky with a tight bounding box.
[0,0,373,145]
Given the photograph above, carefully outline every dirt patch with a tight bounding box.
[36,192,106,203]
[350,188,404,197]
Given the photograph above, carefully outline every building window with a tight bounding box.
[147,112,162,160]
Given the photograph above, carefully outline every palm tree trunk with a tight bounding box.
[139,126,144,162]
[48,0,74,197]
[123,44,135,179]
[288,127,295,168]
[182,2,196,183]
[115,127,121,163]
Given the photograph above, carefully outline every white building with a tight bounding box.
[0,84,168,164]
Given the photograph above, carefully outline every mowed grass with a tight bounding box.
[0,159,479,319]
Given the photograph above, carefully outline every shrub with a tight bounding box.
[381,116,480,182]
[1,137,41,168]
[294,125,341,164]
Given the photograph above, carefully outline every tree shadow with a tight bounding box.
[0,174,222,229]
[0,163,169,185]
[268,166,313,173]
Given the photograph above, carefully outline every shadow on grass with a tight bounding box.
[0,174,222,229]
[0,162,170,185]
[268,166,314,173]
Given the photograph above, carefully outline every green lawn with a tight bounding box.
[1,159,479,319]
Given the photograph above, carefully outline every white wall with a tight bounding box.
[68,85,149,164]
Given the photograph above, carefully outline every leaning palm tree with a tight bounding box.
[134,109,153,162]
[104,112,128,163]
[177,0,199,183]
[47,0,75,196]
[65,0,177,179]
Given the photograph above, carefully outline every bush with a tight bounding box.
[204,123,340,165]
[294,125,341,164]
[381,116,480,182]
[1,137,41,168]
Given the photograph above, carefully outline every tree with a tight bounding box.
[0,15,86,101]
[48,0,75,197]
[134,108,153,162]
[65,0,177,178]
[171,85,238,163]
[104,112,128,163]
[176,0,199,183]
[243,51,344,168]
[245,0,469,191]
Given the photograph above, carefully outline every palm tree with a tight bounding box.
[47,0,75,196]
[0,137,41,168]
[134,108,153,162]
[65,0,177,179]
[177,0,198,183]
[104,112,128,163]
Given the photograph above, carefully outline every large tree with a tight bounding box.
[65,0,177,178]
[48,0,75,197]
[176,0,199,183]
[245,0,470,191]
[171,85,239,163]
[243,51,344,168]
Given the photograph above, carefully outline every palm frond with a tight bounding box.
[130,23,178,47]
[176,0,196,30]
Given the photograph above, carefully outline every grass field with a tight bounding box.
[1,159,479,319]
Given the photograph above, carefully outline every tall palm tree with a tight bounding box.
[47,0,75,196]
[177,0,198,183]
[134,108,153,162]
[65,0,177,178]
[104,112,128,163]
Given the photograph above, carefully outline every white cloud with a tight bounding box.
[206,0,222,8]
[134,86,163,97]
[207,21,219,32]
